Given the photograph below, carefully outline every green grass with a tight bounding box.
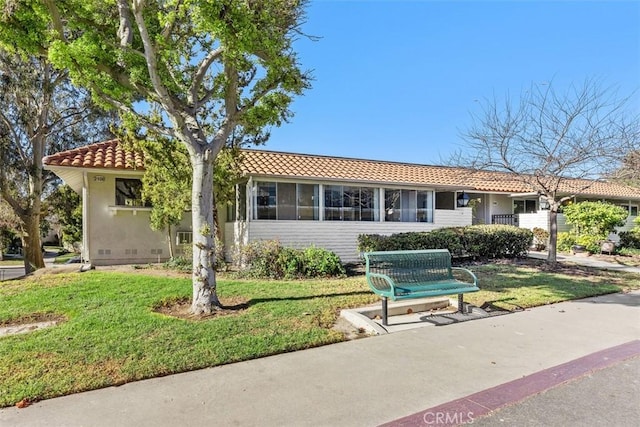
[0,259,23,266]
[53,252,77,264]
[463,261,640,310]
[0,271,377,407]
[1,262,639,407]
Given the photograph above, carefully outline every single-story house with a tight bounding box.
[43,140,640,265]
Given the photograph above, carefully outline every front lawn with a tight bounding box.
[1,261,638,407]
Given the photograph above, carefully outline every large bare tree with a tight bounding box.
[0,0,311,313]
[460,79,640,264]
[0,52,112,273]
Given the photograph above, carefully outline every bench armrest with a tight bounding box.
[366,272,396,296]
[451,267,478,286]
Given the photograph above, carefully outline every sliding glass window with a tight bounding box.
[324,185,379,221]
[385,189,434,223]
[254,182,319,220]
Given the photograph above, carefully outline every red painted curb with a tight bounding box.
[380,340,640,427]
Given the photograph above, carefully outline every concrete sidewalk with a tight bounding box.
[528,250,640,274]
[1,291,638,427]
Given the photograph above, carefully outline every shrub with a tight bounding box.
[300,246,346,278]
[163,256,191,272]
[532,227,549,249]
[557,232,576,252]
[358,225,532,259]
[575,234,602,253]
[563,201,628,236]
[619,231,640,249]
[238,240,345,279]
[464,225,532,258]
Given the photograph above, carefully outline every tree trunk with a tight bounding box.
[22,214,44,274]
[190,149,222,314]
[167,224,175,259]
[547,207,558,266]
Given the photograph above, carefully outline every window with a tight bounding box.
[618,204,639,217]
[298,184,319,220]
[324,185,378,221]
[256,182,276,219]
[513,199,536,214]
[385,189,434,222]
[254,182,319,220]
[115,178,150,207]
[417,191,434,222]
[385,189,401,221]
[176,231,192,245]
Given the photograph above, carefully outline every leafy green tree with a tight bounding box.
[562,201,628,252]
[0,0,311,312]
[47,185,82,250]
[132,135,243,259]
[0,51,112,273]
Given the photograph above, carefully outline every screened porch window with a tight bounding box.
[324,185,378,221]
[385,189,434,222]
[253,182,319,220]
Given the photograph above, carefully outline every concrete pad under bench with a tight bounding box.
[340,296,489,335]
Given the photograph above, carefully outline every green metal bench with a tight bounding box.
[363,249,479,326]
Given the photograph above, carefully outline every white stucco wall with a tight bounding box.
[86,171,191,265]
[488,194,513,217]
[224,208,472,263]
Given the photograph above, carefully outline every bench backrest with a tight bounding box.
[364,249,454,288]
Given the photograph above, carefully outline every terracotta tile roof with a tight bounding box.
[240,149,640,199]
[43,139,144,170]
[43,140,640,199]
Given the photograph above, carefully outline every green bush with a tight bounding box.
[300,246,346,278]
[532,227,550,249]
[575,234,602,253]
[557,232,576,252]
[239,240,345,279]
[163,256,192,272]
[357,225,532,259]
[619,231,640,249]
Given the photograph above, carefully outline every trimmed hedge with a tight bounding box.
[357,225,533,259]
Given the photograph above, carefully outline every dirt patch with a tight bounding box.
[153,296,249,321]
[0,313,66,337]
[332,317,371,340]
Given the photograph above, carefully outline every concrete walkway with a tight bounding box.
[528,250,640,274]
[1,291,638,426]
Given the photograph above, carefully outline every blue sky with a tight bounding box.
[266,0,640,165]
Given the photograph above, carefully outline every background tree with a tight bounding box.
[0,0,311,313]
[459,79,640,264]
[0,199,20,261]
[47,184,83,251]
[0,52,113,273]
[611,150,640,188]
